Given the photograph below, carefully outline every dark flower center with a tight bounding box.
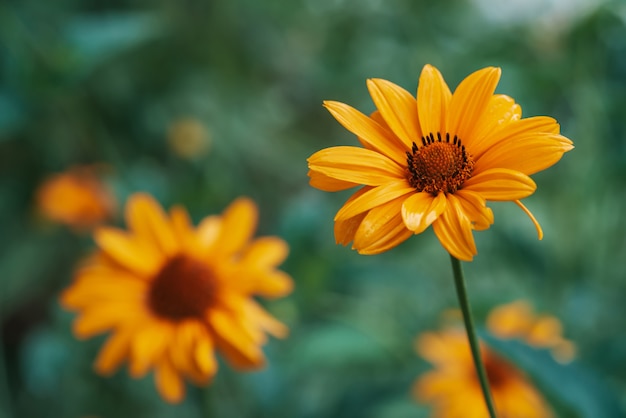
[483,351,518,389]
[406,132,474,194]
[148,255,217,321]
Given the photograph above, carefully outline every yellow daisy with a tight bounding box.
[414,328,553,418]
[61,193,293,403]
[307,65,573,260]
[487,300,575,363]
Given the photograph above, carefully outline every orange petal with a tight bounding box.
[469,94,522,157]
[334,179,414,221]
[417,64,452,137]
[93,227,162,277]
[242,236,289,268]
[72,302,143,338]
[454,189,494,231]
[125,193,179,257]
[215,198,257,255]
[154,358,185,403]
[94,327,135,375]
[308,146,405,186]
[401,192,447,234]
[208,309,264,366]
[334,187,370,245]
[514,199,543,240]
[474,133,573,176]
[323,100,408,165]
[129,321,173,378]
[432,194,477,261]
[308,169,360,192]
[462,168,536,201]
[353,195,412,252]
[447,67,501,143]
[473,115,561,160]
[366,78,422,148]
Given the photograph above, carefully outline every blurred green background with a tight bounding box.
[1,0,626,417]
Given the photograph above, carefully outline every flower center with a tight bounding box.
[148,255,217,321]
[406,132,474,194]
[483,351,518,389]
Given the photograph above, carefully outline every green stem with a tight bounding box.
[449,255,497,418]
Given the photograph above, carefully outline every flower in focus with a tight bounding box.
[307,65,573,260]
[487,300,575,362]
[61,193,293,403]
[36,165,116,230]
[414,328,553,418]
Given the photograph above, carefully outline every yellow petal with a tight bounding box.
[154,358,185,403]
[215,197,257,255]
[515,199,543,240]
[447,67,501,143]
[245,270,294,298]
[242,236,289,268]
[334,187,370,245]
[129,321,173,378]
[473,115,561,160]
[366,78,422,148]
[247,300,289,339]
[462,168,536,201]
[323,100,408,165]
[308,169,360,191]
[454,189,494,231]
[432,194,477,261]
[353,195,411,252]
[208,309,263,365]
[125,193,179,257]
[196,215,221,248]
[94,327,135,375]
[94,227,162,276]
[417,64,452,137]
[308,146,405,186]
[72,302,143,338]
[474,133,574,176]
[358,227,413,255]
[335,179,414,221]
[469,94,522,157]
[401,192,447,234]
[194,332,217,376]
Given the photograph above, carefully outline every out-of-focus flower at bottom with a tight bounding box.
[487,300,575,363]
[35,165,117,230]
[61,193,293,403]
[413,328,553,418]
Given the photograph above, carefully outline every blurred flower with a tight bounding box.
[61,193,293,403]
[414,328,553,418]
[35,165,116,230]
[487,300,575,363]
[167,117,211,159]
[307,65,573,260]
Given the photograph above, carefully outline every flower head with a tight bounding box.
[487,300,575,363]
[307,65,573,260]
[61,193,293,403]
[414,328,553,418]
[36,165,116,230]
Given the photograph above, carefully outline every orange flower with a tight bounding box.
[61,193,293,403]
[487,300,575,363]
[36,165,116,230]
[414,328,553,418]
[307,65,573,260]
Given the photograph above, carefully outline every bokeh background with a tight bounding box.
[1,0,626,417]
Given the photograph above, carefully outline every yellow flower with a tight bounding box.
[414,328,553,418]
[61,193,293,403]
[487,300,575,363]
[36,165,116,230]
[167,117,211,159]
[307,65,573,260]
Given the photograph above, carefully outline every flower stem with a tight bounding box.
[449,255,497,418]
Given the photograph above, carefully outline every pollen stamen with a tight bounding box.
[406,132,474,194]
